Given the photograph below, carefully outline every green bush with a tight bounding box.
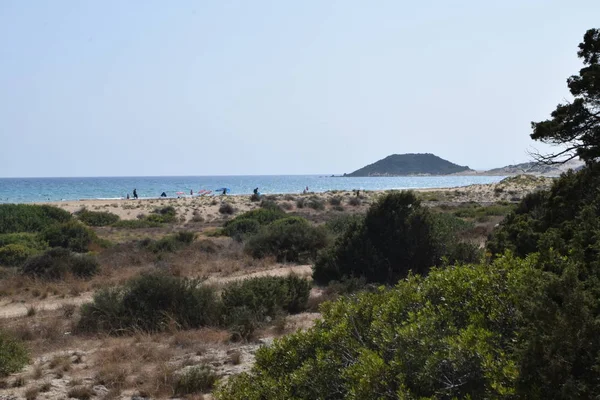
[221,275,311,339]
[146,206,177,223]
[259,199,280,210]
[222,219,261,241]
[0,233,48,252]
[175,365,218,395]
[0,244,37,267]
[111,219,163,229]
[222,208,287,238]
[328,196,342,206]
[142,231,196,254]
[325,213,364,237]
[307,197,325,211]
[75,209,120,226]
[245,217,329,262]
[40,220,97,252]
[216,254,574,399]
[0,331,29,377]
[21,248,99,280]
[295,198,305,208]
[313,191,440,285]
[77,273,221,334]
[0,204,72,234]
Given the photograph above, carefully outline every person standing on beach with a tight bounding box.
[190,189,193,196]
[133,188,138,199]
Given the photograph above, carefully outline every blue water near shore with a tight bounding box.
[0,175,506,203]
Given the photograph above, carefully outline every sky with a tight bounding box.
[1,1,599,177]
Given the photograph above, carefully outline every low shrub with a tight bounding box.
[0,204,72,234]
[75,209,120,226]
[0,331,29,377]
[142,231,196,253]
[296,198,305,209]
[21,248,99,280]
[222,208,287,238]
[259,200,280,210]
[221,275,311,339]
[111,220,162,229]
[222,219,261,241]
[250,193,261,202]
[307,197,325,211]
[0,233,48,252]
[348,197,361,206]
[0,244,37,267]
[328,196,342,206]
[146,206,177,223]
[245,217,329,262]
[219,203,235,215]
[77,273,221,334]
[280,202,293,210]
[174,365,218,395]
[40,220,97,252]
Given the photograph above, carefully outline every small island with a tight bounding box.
[344,153,472,177]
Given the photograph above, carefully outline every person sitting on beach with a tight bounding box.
[222,188,227,195]
[253,187,259,195]
[160,192,167,197]
[133,189,138,199]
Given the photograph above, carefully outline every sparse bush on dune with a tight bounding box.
[222,208,287,239]
[40,220,98,253]
[328,196,342,206]
[0,204,72,234]
[0,331,29,377]
[348,197,361,206]
[259,199,280,210]
[174,365,218,395]
[221,275,311,340]
[245,217,329,262]
[21,247,99,280]
[223,219,261,241]
[140,231,196,254]
[295,198,305,208]
[325,213,364,237]
[307,197,325,210]
[146,206,177,223]
[0,233,48,252]
[75,208,120,226]
[77,273,221,334]
[219,203,235,215]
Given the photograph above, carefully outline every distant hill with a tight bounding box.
[483,159,584,176]
[345,153,472,177]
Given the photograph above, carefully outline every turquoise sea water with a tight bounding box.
[0,175,506,203]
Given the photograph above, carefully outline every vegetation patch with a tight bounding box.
[40,220,98,252]
[21,247,99,280]
[75,208,120,226]
[0,331,29,377]
[0,204,71,234]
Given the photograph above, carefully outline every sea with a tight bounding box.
[0,175,506,204]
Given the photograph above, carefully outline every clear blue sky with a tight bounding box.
[1,1,598,177]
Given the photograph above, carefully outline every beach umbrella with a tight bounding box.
[176,191,185,195]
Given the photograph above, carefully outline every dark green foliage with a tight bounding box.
[488,164,600,260]
[40,220,97,252]
[146,206,177,223]
[245,217,329,262]
[346,153,471,177]
[111,219,163,229]
[75,209,120,226]
[0,204,71,234]
[175,365,218,395]
[0,244,36,267]
[222,219,261,241]
[221,275,311,339]
[77,273,221,334]
[531,28,600,163]
[217,256,538,399]
[219,203,235,215]
[313,191,440,285]
[20,248,99,280]
[452,203,515,219]
[0,331,29,377]
[222,208,287,238]
[141,232,196,254]
[296,198,305,208]
[325,213,364,237]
